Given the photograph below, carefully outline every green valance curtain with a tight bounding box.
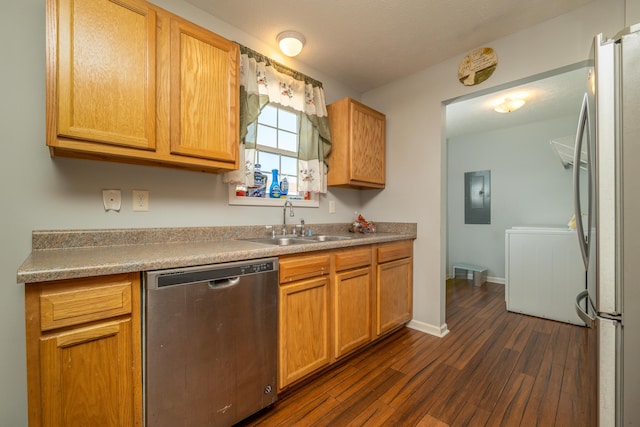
[224,45,332,193]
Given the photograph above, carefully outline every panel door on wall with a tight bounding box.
[52,0,156,150]
[169,17,239,163]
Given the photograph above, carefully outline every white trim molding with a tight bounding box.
[407,319,449,337]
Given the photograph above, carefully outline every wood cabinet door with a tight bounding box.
[334,266,372,358]
[40,318,135,427]
[51,0,156,150]
[376,257,413,336]
[169,17,239,164]
[350,101,385,186]
[278,276,330,389]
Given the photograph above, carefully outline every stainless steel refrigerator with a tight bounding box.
[574,23,640,426]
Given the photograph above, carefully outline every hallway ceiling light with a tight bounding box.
[494,97,526,113]
[277,31,305,57]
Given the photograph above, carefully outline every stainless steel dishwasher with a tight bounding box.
[143,258,278,427]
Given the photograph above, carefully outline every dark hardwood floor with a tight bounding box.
[238,279,593,426]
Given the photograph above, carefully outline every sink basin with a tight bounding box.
[244,237,316,246]
[302,235,353,242]
[243,234,353,246]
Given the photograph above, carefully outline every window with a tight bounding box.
[228,104,319,207]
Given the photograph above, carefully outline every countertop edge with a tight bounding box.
[18,230,416,284]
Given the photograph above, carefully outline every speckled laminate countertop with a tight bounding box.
[17,223,416,284]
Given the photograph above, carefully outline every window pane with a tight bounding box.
[257,124,277,148]
[258,104,277,127]
[279,109,298,133]
[278,130,297,152]
[288,176,298,194]
[258,151,279,176]
[281,156,297,176]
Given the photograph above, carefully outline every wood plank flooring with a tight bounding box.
[237,279,593,426]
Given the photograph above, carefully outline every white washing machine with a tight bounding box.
[505,226,585,326]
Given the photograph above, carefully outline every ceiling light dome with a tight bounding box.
[277,31,305,57]
[494,97,526,113]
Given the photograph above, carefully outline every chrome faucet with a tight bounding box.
[282,201,294,235]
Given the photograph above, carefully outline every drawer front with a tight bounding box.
[40,274,134,331]
[334,247,372,272]
[279,254,331,283]
[377,240,413,264]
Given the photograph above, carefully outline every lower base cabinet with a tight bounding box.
[278,276,331,388]
[25,273,141,427]
[278,241,413,391]
[376,241,414,336]
[333,246,373,359]
[278,253,331,390]
[22,240,413,419]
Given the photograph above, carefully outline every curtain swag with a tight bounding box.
[223,44,332,194]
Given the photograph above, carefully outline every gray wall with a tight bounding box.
[360,0,624,336]
[0,1,360,425]
[0,0,632,424]
[446,115,578,281]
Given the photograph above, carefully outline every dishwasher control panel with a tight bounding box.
[146,258,278,289]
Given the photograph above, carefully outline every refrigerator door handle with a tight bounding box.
[573,92,591,269]
[575,289,596,328]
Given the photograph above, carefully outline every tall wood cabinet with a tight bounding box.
[168,17,239,163]
[326,97,386,189]
[376,241,414,336]
[25,273,142,427]
[278,254,331,390]
[333,247,373,359]
[46,0,239,173]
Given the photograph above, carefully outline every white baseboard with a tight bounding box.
[407,319,449,337]
[446,273,506,285]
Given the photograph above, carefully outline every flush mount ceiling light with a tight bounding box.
[277,31,306,57]
[494,97,526,113]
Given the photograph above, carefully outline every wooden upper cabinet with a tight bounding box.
[46,0,240,173]
[169,17,239,163]
[326,97,386,189]
[52,0,156,150]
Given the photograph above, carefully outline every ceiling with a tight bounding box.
[185,0,593,138]
[446,66,590,138]
[186,0,594,93]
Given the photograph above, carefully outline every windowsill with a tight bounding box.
[227,186,320,207]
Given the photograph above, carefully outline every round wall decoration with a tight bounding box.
[458,47,498,86]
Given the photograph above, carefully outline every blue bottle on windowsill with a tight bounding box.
[269,169,281,198]
[280,177,288,196]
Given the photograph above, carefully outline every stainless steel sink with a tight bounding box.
[302,235,353,242]
[244,237,316,246]
[243,234,353,246]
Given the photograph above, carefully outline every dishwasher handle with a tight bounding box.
[208,277,240,290]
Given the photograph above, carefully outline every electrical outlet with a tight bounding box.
[133,190,149,212]
[329,200,336,214]
[102,190,121,212]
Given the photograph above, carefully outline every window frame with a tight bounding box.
[228,103,319,207]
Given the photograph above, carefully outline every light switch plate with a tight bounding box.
[102,190,121,212]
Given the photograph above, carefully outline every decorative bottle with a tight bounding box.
[269,169,281,198]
